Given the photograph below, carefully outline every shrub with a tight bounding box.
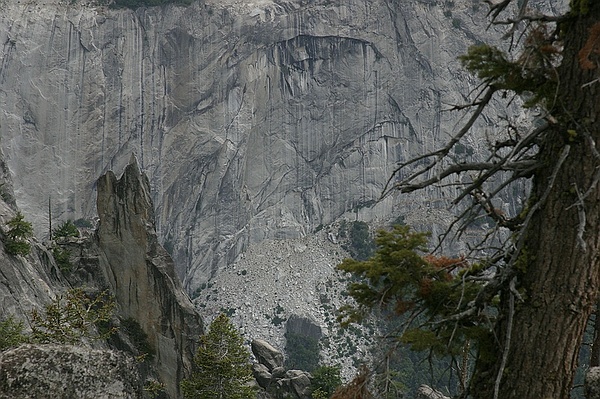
[285,331,319,372]
[31,288,115,344]
[0,316,27,351]
[144,379,166,398]
[52,220,80,239]
[52,247,72,273]
[348,221,376,261]
[312,365,342,398]
[5,240,32,256]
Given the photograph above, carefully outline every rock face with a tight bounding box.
[0,147,65,327]
[0,344,143,399]
[0,0,498,293]
[0,151,202,398]
[96,155,202,399]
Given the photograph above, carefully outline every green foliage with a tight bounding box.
[311,365,342,398]
[337,225,490,357]
[31,288,116,344]
[0,316,27,351]
[4,212,33,256]
[52,220,80,239]
[52,247,72,273]
[5,240,32,256]
[181,313,256,399]
[144,379,166,398]
[339,221,376,261]
[285,331,320,372]
[337,225,430,326]
[570,0,590,15]
[459,37,559,108]
[121,317,155,360]
[459,45,518,88]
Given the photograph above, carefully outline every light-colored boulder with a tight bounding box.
[0,344,143,399]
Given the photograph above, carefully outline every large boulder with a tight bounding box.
[252,363,272,389]
[0,344,143,399]
[252,339,284,372]
[252,339,313,399]
[289,373,313,399]
[286,314,322,341]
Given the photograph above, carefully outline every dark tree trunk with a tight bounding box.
[472,5,600,398]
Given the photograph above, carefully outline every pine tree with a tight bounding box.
[181,313,256,399]
[4,212,33,256]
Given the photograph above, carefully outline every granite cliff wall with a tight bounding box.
[0,0,502,293]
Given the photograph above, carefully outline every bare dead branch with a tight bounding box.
[396,160,536,194]
[485,0,512,21]
[493,14,564,25]
[382,88,496,199]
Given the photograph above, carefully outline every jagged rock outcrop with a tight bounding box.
[96,155,202,399]
[252,338,313,399]
[0,0,500,294]
[0,151,201,398]
[0,344,144,399]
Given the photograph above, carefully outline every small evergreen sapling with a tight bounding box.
[0,316,27,351]
[52,220,80,239]
[4,212,33,256]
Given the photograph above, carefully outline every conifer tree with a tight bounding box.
[342,2,600,398]
[4,212,33,256]
[181,313,256,399]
